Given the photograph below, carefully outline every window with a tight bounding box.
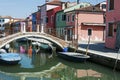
[2,19,4,22]
[108,23,114,37]
[80,5,84,8]
[88,29,92,36]
[33,21,36,24]
[46,17,48,23]
[62,14,66,21]
[67,15,70,22]
[109,0,114,10]
[72,14,75,22]
[102,4,106,9]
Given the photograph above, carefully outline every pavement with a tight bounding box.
[78,41,120,60]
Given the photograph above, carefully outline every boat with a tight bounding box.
[0,49,7,53]
[57,52,90,62]
[0,53,21,64]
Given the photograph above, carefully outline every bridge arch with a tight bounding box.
[0,32,68,50]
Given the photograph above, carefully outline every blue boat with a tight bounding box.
[0,53,21,64]
[58,52,90,62]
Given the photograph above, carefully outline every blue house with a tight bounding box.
[32,12,37,32]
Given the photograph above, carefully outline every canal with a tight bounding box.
[0,40,120,80]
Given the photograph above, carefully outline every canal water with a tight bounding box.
[0,40,120,80]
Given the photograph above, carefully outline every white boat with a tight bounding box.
[32,42,41,46]
[58,52,90,62]
[0,49,7,53]
[0,53,21,64]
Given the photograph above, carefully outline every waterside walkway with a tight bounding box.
[75,41,120,70]
[78,41,120,60]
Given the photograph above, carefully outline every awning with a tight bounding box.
[82,22,106,26]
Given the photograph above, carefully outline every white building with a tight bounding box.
[95,1,106,11]
[0,16,12,31]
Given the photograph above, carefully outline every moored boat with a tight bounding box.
[57,52,90,62]
[0,53,21,64]
[0,49,7,53]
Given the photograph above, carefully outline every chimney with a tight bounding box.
[46,0,49,3]
[51,0,60,1]
[77,0,79,4]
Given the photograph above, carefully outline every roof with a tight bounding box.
[0,16,13,19]
[75,6,104,12]
[37,0,64,7]
[82,22,106,26]
[64,2,92,13]
[46,0,64,5]
[95,1,106,7]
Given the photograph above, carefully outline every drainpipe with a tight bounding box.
[37,24,40,32]
[41,23,44,33]
[23,22,26,33]
[65,30,67,41]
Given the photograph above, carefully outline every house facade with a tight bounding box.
[36,10,41,32]
[32,12,37,32]
[46,6,61,35]
[0,16,12,34]
[64,2,92,41]
[25,15,32,32]
[105,0,120,49]
[65,6,105,42]
[4,18,25,35]
[56,10,66,39]
[39,0,63,33]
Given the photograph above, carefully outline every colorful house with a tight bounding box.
[105,0,120,49]
[46,6,61,35]
[25,15,32,32]
[55,2,80,40]
[4,18,25,35]
[0,16,13,35]
[64,2,92,41]
[32,12,37,32]
[65,6,105,42]
[38,0,63,33]
[56,10,66,39]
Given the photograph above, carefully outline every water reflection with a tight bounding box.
[0,41,120,80]
[0,53,120,80]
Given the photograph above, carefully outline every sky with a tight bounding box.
[0,0,105,19]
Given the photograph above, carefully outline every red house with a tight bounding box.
[105,0,120,49]
[46,6,61,35]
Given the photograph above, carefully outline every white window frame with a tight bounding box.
[62,14,66,21]
[71,14,75,22]
[67,15,70,22]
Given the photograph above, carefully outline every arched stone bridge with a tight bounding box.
[0,32,69,50]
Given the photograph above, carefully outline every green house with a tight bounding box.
[55,10,67,40]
